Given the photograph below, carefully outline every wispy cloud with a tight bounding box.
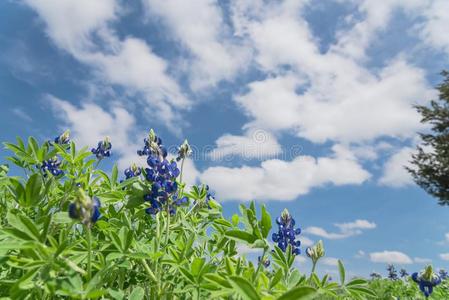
[305,219,376,240]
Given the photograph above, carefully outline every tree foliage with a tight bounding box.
[408,70,449,205]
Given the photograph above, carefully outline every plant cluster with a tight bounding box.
[0,130,403,299]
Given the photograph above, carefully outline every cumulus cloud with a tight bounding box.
[378,147,415,187]
[200,145,370,201]
[144,0,251,89]
[48,96,144,170]
[24,0,189,131]
[305,219,376,240]
[369,251,413,264]
[208,129,282,160]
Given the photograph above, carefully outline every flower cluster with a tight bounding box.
[400,268,408,278]
[137,129,167,158]
[68,190,101,226]
[124,164,141,179]
[53,130,70,145]
[439,269,448,280]
[176,139,192,161]
[139,130,186,215]
[40,157,64,176]
[387,264,398,280]
[369,272,382,280]
[412,266,442,298]
[258,256,270,268]
[271,209,301,254]
[306,240,325,265]
[91,137,112,159]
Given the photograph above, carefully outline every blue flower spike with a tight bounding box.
[387,264,398,280]
[124,163,141,179]
[258,256,270,268]
[53,130,70,145]
[411,265,442,298]
[40,156,64,177]
[139,129,182,215]
[91,136,112,159]
[68,189,102,227]
[272,209,302,255]
[176,139,192,162]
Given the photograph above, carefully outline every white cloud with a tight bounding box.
[208,129,282,160]
[414,257,432,264]
[378,147,414,187]
[200,145,370,201]
[419,0,449,56]
[440,253,449,261]
[11,108,32,122]
[24,0,190,132]
[301,236,314,248]
[355,250,366,258]
[445,233,449,242]
[23,0,117,52]
[48,96,144,170]
[144,0,250,89]
[305,219,376,240]
[322,257,340,267]
[369,251,413,264]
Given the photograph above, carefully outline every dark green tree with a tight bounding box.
[408,71,449,205]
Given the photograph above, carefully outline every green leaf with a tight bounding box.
[191,257,205,277]
[347,286,377,297]
[52,212,73,224]
[111,164,118,186]
[225,230,256,244]
[346,278,367,287]
[129,286,144,300]
[338,260,345,285]
[204,274,232,288]
[277,286,317,300]
[228,276,260,300]
[108,289,125,300]
[231,214,239,226]
[260,205,272,238]
[25,173,43,206]
[269,268,283,289]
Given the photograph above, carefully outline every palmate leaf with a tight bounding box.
[225,229,257,244]
[129,286,144,300]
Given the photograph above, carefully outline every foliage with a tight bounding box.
[408,70,449,205]
[0,131,376,299]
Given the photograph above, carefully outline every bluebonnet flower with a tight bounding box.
[39,157,64,176]
[91,137,112,159]
[400,268,409,278]
[68,190,101,226]
[271,209,301,254]
[138,130,183,215]
[176,139,192,161]
[412,266,441,298]
[124,164,141,179]
[137,129,167,158]
[387,264,398,280]
[258,256,270,268]
[439,269,448,280]
[53,130,70,145]
[370,272,382,280]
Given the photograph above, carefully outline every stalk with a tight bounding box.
[86,225,92,281]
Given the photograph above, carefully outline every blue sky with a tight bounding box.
[1,0,449,278]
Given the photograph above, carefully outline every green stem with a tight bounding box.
[253,248,267,282]
[141,259,158,283]
[179,158,185,184]
[165,201,170,245]
[86,225,92,281]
